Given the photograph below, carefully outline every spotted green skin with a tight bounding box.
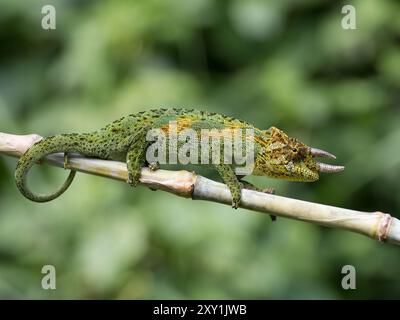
[15,108,320,207]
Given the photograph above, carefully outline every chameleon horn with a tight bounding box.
[310,147,336,159]
[317,162,345,173]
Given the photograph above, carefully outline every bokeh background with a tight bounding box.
[0,0,399,299]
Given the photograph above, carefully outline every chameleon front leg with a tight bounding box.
[215,164,242,209]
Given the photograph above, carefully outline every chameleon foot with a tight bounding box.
[127,179,138,187]
[231,191,241,209]
[148,161,160,172]
[127,171,141,187]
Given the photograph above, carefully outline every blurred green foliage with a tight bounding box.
[0,0,399,299]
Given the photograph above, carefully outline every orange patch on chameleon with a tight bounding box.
[159,117,194,134]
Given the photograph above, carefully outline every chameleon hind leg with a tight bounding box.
[126,146,147,187]
[215,164,242,209]
[125,126,152,187]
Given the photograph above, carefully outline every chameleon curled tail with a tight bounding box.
[15,133,89,202]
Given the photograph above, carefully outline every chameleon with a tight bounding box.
[15,108,344,209]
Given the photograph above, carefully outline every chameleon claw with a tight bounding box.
[148,161,160,172]
[231,195,241,209]
[127,176,137,187]
[127,171,141,187]
[127,179,138,187]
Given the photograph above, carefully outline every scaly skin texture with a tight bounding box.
[15,108,337,208]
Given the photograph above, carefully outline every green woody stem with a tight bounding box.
[1,132,399,246]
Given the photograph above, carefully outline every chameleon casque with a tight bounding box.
[15,108,344,209]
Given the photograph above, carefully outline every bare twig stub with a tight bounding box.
[1,132,399,246]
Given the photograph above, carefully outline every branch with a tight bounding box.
[1,132,399,246]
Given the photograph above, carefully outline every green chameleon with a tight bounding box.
[15,108,344,209]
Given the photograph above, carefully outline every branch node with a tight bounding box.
[376,212,393,242]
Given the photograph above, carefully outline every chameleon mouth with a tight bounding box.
[309,147,345,173]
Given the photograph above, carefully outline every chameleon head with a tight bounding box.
[253,127,344,182]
